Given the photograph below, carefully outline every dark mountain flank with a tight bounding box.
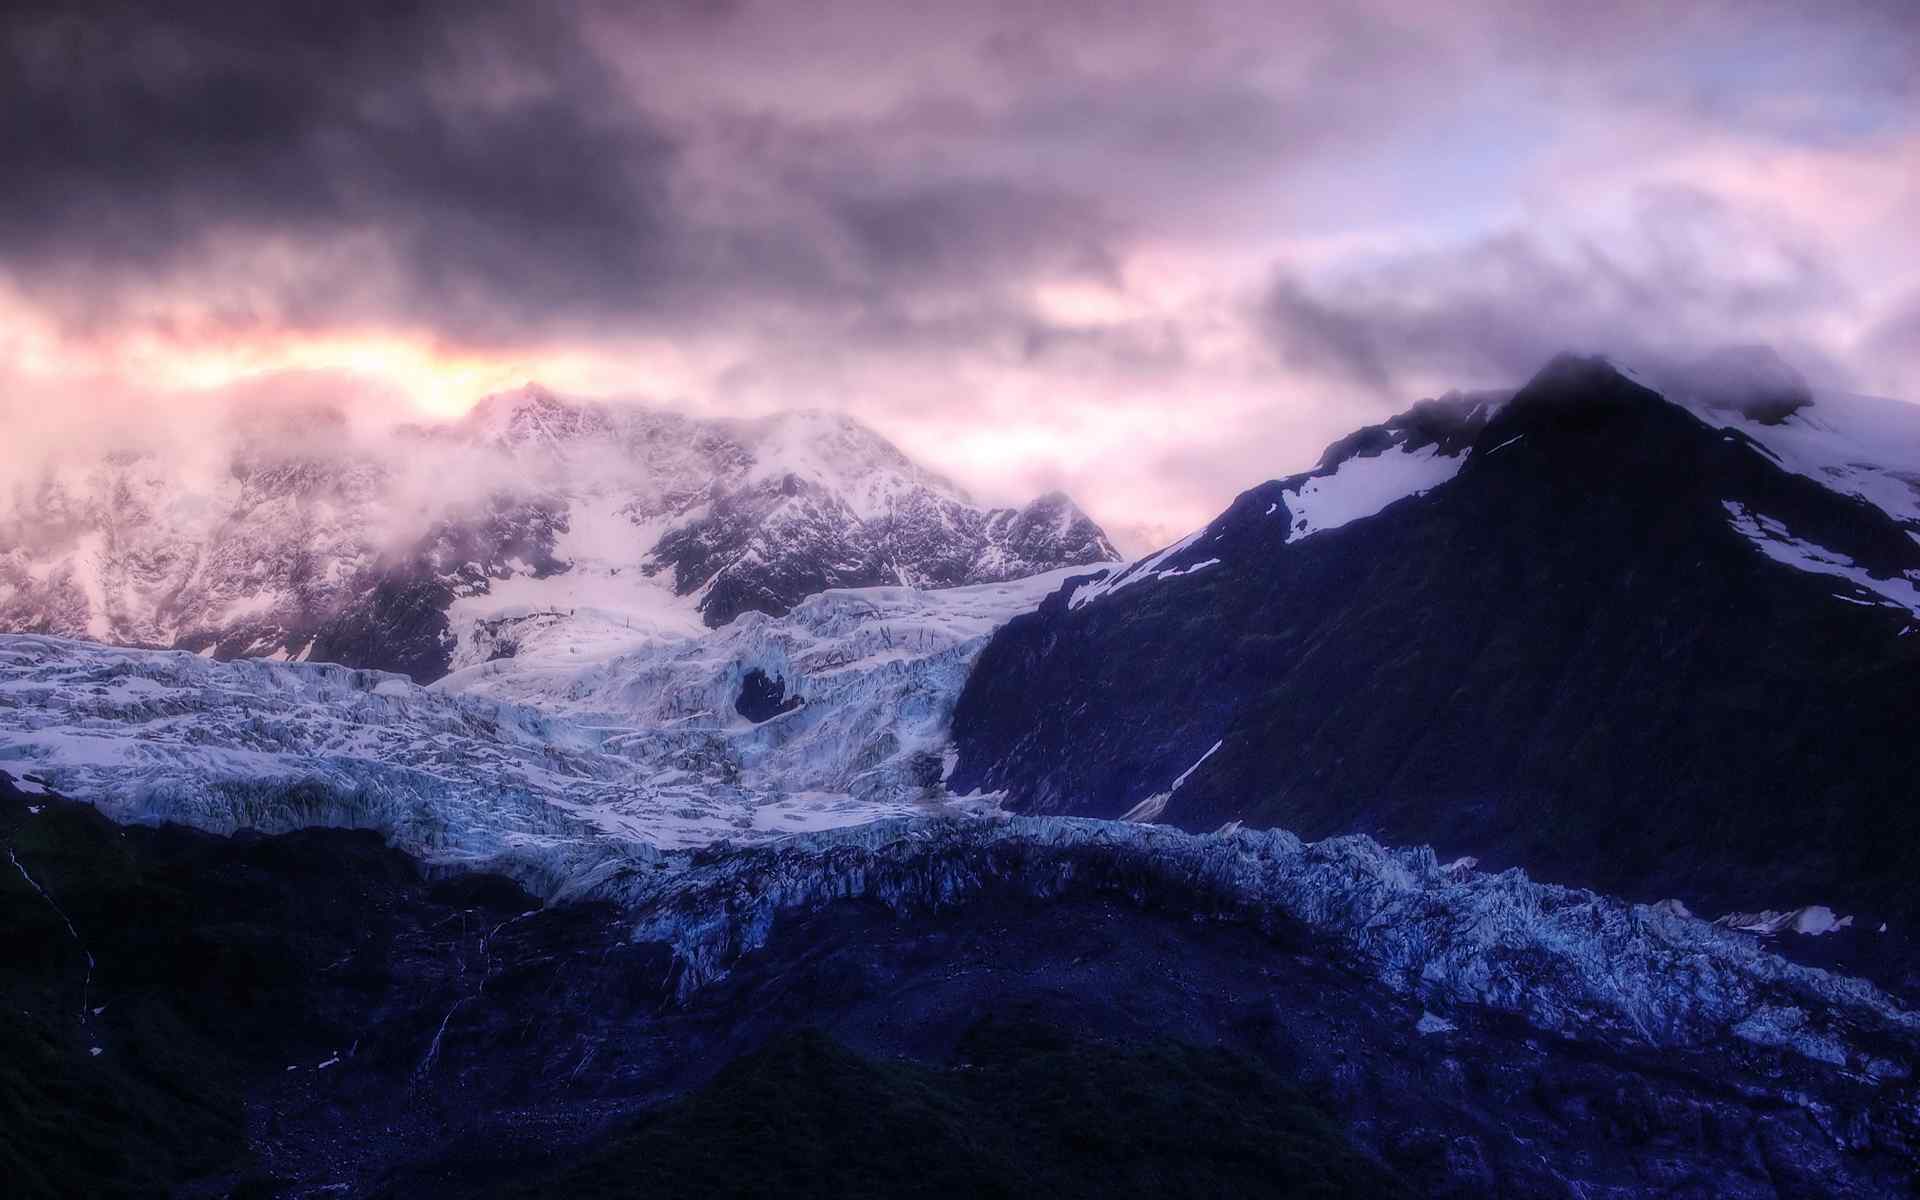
[951,356,1920,921]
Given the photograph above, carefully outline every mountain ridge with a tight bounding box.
[951,354,1920,922]
[0,386,1119,681]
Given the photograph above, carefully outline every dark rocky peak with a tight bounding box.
[1314,388,1504,473]
[953,348,1920,925]
[1065,388,1504,601]
[1505,352,1665,415]
[986,491,1118,561]
[1390,389,1506,450]
[1455,352,1726,472]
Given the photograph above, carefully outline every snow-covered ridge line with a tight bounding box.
[1069,390,1500,610]
[1069,440,1472,610]
[619,815,1917,1075]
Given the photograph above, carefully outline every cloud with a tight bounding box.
[0,0,1141,346]
[1863,294,1920,398]
[4,0,1919,547]
[1,1,712,341]
[1257,187,1856,398]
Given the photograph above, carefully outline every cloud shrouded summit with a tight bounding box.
[5,0,1919,548]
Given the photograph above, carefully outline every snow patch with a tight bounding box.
[1170,740,1222,791]
[1282,444,1465,544]
[1416,1011,1456,1036]
[1068,529,1205,609]
[1721,501,1920,615]
[1715,906,1855,938]
[1119,791,1171,823]
[1687,389,1920,532]
[1158,557,1219,579]
[1121,740,1221,824]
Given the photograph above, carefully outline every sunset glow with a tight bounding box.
[4,1,1917,541]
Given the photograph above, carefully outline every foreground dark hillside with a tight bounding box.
[5,773,1918,1197]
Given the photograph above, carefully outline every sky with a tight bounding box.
[4,0,1918,552]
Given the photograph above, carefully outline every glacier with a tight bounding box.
[10,587,1916,1080]
[616,815,1920,1076]
[0,567,1085,895]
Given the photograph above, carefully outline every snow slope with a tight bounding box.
[1278,442,1468,542]
[1071,390,1499,610]
[1689,388,1920,537]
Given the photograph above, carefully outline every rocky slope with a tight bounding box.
[0,386,1116,682]
[951,355,1920,925]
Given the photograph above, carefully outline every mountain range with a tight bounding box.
[0,386,1118,683]
[6,348,1920,1197]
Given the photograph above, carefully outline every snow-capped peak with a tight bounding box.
[729,408,973,522]
[1,386,1119,681]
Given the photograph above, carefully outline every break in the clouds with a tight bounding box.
[4,0,1918,549]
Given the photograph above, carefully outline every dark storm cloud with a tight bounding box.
[1258,189,1854,397]
[9,0,1915,355]
[1863,295,1920,385]
[0,0,1129,342]
[829,178,1119,292]
[1,1,717,336]
[6,0,1920,544]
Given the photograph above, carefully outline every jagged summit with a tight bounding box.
[1312,388,1501,473]
[1509,351,1655,408]
[459,382,619,448]
[0,387,1119,680]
